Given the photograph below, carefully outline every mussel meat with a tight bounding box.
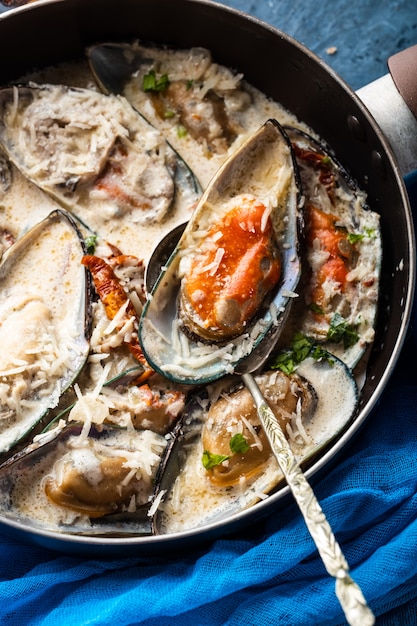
[87,41,300,190]
[88,42,252,156]
[0,421,167,535]
[178,193,282,342]
[0,83,201,255]
[286,127,382,368]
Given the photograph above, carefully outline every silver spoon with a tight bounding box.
[144,227,375,626]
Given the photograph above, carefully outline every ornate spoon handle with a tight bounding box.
[242,373,375,626]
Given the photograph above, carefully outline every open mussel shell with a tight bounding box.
[0,83,201,254]
[87,41,250,164]
[0,422,168,537]
[139,119,302,385]
[0,210,92,454]
[285,126,382,369]
[152,353,358,534]
[87,44,203,203]
[87,42,147,98]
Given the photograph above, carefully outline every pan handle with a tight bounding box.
[356,44,417,177]
[388,44,417,121]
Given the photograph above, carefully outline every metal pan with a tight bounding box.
[0,0,414,556]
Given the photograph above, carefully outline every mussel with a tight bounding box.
[0,422,167,535]
[285,127,382,368]
[0,46,381,549]
[153,354,357,534]
[0,210,92,453]
[139,119,302,384]
[0,83,201,256]
[87,41,302,192]
[88,42,252,157]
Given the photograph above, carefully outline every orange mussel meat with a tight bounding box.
[306,204,352,313]
[181,194,281,340]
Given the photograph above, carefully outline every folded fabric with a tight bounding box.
[0,182,415,626]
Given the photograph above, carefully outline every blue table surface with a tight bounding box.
[217,0,417,92]
[0,1,416,625]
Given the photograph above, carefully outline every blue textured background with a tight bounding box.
[215,0,417,91]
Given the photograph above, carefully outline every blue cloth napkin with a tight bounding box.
[0,186,414,626]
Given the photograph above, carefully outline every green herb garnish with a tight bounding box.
[271,350,297,374]
[309,302,324,315]
[229,433,250,454]
[202,450,230,470]
[347,232,364,244]
[327,313,359,348]
[186,79,194,90]
[347,228,376,245]
[202,434,250,470]
[143,70,170,92]
[270,331,334,374]
[291,332,316,362]
[85,234,98,254]
[177,125,187,138]
[164,110,175,119]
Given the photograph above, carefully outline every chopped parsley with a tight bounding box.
[309,302,324,315]
[271,316,359,375]
[202,451,230,470]
[229,433,250,454]
[164,110,175,119]
[186,79,194,90]
[85,234,98,254]
[271,350,297,375]
[347,228,376,244]
[202,433,250,469]
[270,332,334,374]
[327,313,359,348]
[177,124,188,138]
[143,70,170,93]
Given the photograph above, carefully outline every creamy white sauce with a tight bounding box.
[0,212,88,452]
[1,58,300,263]
[0,47,379,535]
